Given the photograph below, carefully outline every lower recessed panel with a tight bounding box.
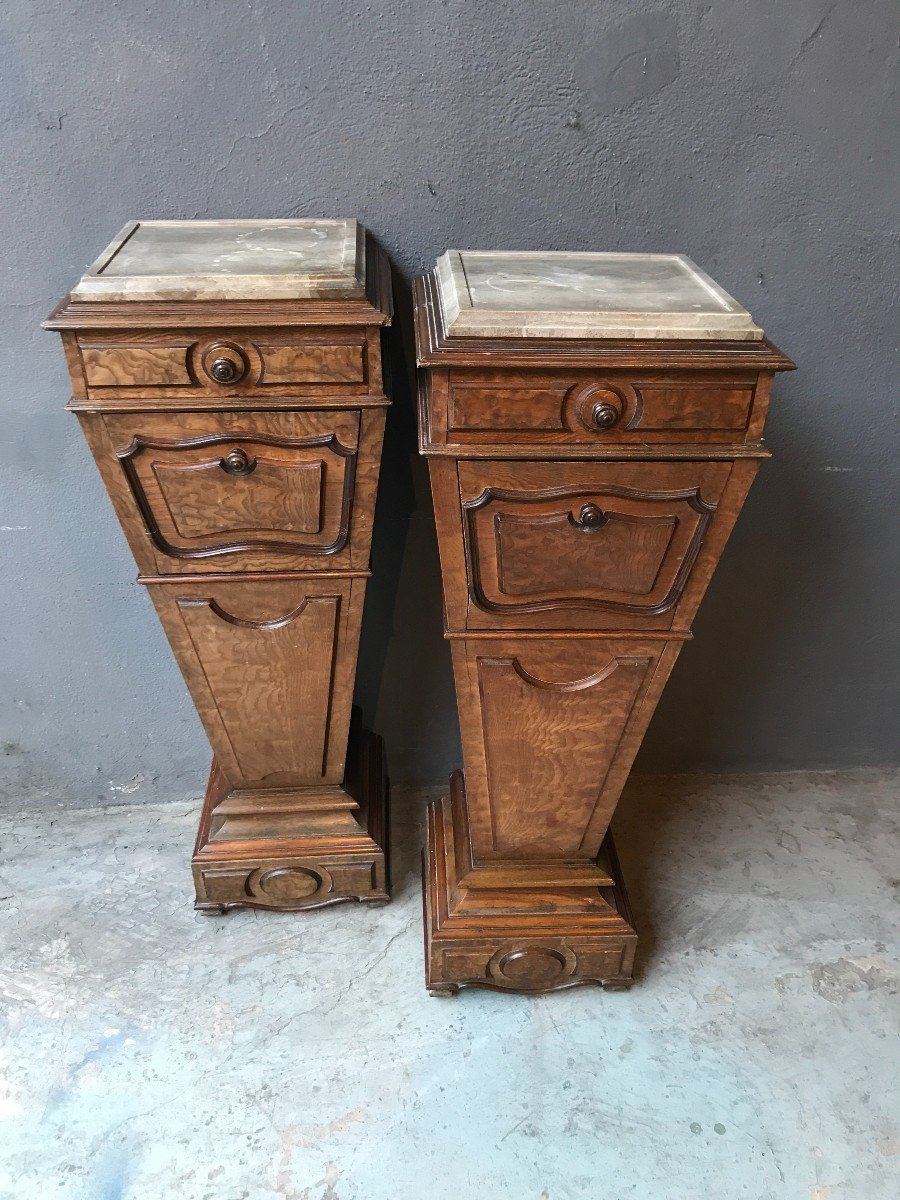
[147,577,365,788]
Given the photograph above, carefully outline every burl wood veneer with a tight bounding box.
[46,219,393,912]
[416,250,794,994]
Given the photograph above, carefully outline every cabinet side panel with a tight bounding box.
[349,407,386,569]
[426,456,469,630]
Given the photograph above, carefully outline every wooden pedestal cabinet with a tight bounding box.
[415,250,794,994]
[46,220,393,912]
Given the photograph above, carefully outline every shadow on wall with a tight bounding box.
[635,408,841,773]
[354,267,460,787]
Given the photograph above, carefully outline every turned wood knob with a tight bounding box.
[219,447,256,477]
[208,356,243,384]
[591,402,620,430]
[576,502,608,531]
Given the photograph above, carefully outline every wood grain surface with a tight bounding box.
[415,263,793,993]
[48,234,393,911]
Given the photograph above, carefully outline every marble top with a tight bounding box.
[71,219,366,301]
[435,250,763,340]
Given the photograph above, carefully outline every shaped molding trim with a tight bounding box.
[117,430,356,560]
[463,482,716,617]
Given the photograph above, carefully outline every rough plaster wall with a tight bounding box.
[1,1,897,807]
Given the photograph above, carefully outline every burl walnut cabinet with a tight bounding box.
[416,250,794,994]
[45,219,393,912]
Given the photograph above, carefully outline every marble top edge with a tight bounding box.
[72,219,367,301]
[434,249,763,341]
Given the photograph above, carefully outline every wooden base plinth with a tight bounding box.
[424,788,636,995]
[192,725,390,912]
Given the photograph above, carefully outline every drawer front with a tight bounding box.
[99,410,363,574]
[147,577,363,787]
[77,328,375,401]
[457,460,738,631]
[442,368,762,445]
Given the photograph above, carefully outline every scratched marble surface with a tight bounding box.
[72,219,363,300]
[436,250,763,339]
[0,771,897,1200]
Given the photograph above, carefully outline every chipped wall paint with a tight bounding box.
[0,1,897,807]
[576,12,681,112]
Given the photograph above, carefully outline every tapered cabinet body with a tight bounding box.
[416,250,793,993]
[46,220,393,911]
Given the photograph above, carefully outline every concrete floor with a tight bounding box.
[0,770,897,1200]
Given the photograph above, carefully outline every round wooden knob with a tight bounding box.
[208,356,243,384]
[591,402,620,430]
[219,448,256,476]
[576,503,608,530]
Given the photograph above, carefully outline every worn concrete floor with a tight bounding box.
[0,770,897,1200]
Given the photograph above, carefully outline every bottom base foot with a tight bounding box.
[192,721,390,912]
[423,791,637,996]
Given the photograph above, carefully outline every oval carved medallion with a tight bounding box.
[246,865,331,904]
[488,943,577,990]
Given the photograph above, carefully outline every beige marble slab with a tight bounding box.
[72,219,366,301]
[435,250,763,340]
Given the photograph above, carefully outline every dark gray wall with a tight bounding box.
[2,1,897,808]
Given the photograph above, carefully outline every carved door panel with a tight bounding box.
[100,410,360,574]
[457,460,736,631]
[147,578,364,788]
[452,637,682,861]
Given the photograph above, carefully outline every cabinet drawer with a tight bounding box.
[76,328,374,401]
[457,460,746,631]
[441,368,763,445]
[94,409,368,574]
